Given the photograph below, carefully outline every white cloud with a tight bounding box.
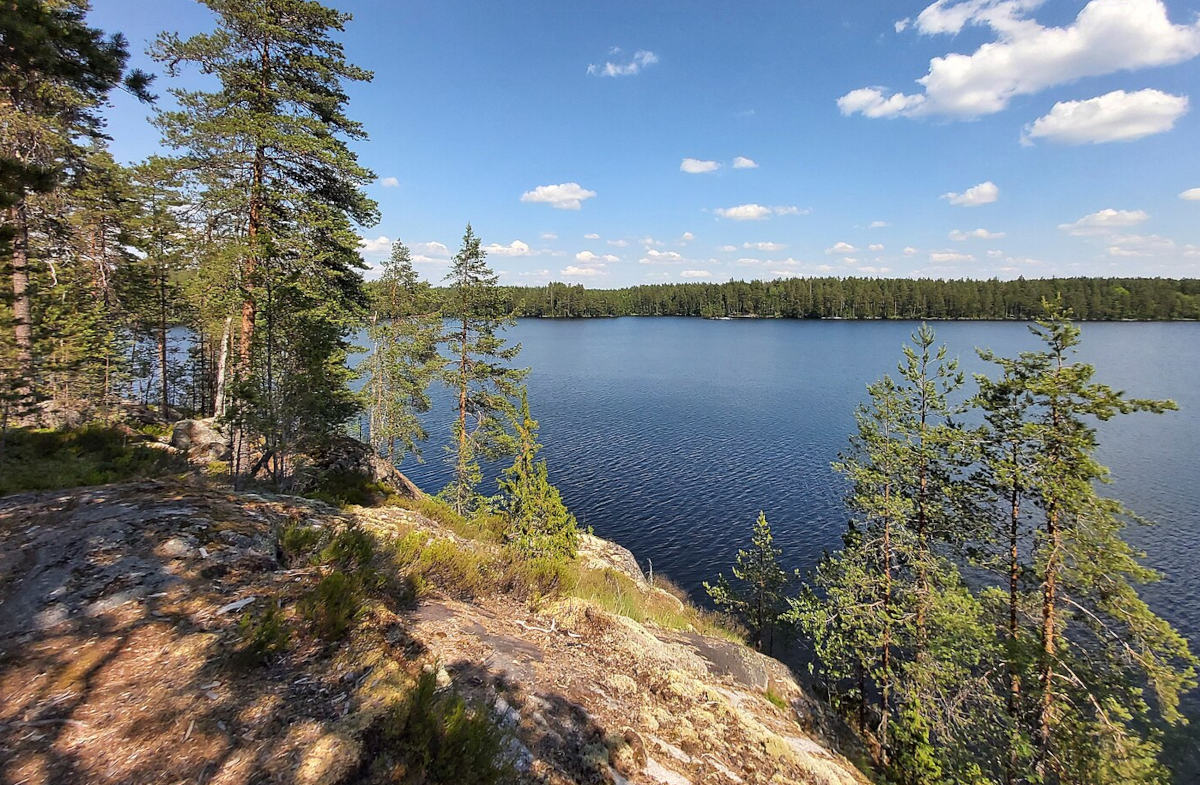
[576,250,620,263]
[842,0,1200,119]
[1178,188,1200,200]
[987,249,1005,258]
[412,241,450,257]
[680,232,695,242]
[584,233,600,240]
[732,156,759,169]
[359,235,392,255]
[377,176,399,188]
[681,158,720,174]
[950,228,1007,241]
[484,240,532,257]
[837,88,927,118]
[587,49,658,77]
[869,243,885,251]
[1106,233,1192,257]
[561,265,607,277]
[520,182,597,210]
[744,241,786,251]
[1058,208,1149,235]
[681,269,712,278]
[640,249,685,264]
[869,220,890,228]
[1024,89,1189,145]
[930,251,975,263]
[719,245,739,252]
[713,204,806,220]
[942,181,999,207]
[607,239,630,247]
[715,204,771,221]
[903,246,918,256]
[540,232,558,240]
[826,241,857,255]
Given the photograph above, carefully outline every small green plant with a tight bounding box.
[367,668,510,784]
[234,603,290,665]
[278,520,324,564]
[305,469,392,507]
[765,688,788,710]
[300,570,364,640]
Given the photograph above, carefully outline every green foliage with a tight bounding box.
[440,224,527,514]
[277,520,323,564]
[367,668,510,784]
[299,569,364,641]
[234,603,290,666]
[152,0,378,486]
[361,241,442,466]
[498,389,579,561]
[305,469,391,508]
[705,511,794,652]
[0,425,184,495]
[796,309,1196,785]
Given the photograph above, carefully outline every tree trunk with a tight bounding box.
[158,266,170,419]
[1036,506,1060,778]
[214,316,232,417]
[7,203,35,411]
[455,312,469,512]
[1006,476,1022,785]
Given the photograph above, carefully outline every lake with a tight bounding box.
[371,317,1200,772]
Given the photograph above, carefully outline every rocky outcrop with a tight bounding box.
[170,418,231,463]
[296,435,421,498]
[0,480,869,785]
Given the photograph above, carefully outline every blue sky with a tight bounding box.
[92,0,1200,285]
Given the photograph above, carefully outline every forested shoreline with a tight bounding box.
[408,277,1200,321]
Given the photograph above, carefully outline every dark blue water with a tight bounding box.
[363,317,1200,769]
[390,319,1199,624]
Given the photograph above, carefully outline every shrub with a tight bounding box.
[234,603,290,665]
[367,669,510,784]
[0,425,184,495]
[305,469,391,507]
[300,570,363,640]
[278,520,324,565]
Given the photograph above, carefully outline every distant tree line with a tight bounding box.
[393,277,1200,321]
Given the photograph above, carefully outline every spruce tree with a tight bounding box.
[440,224,526,514]
[361,240,442,464]
[497,388,579,560]
[705,511,793,652]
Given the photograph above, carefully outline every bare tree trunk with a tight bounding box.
[1007,471,1022,785]
[7,203,35,414]
[214,316,232,418]
[158,267,170,419]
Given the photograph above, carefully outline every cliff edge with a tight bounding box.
[0,479,870,785]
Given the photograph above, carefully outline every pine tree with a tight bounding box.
[361,240,442,464]
[497,388,579,560]
[1,0,151,418]
[990,301,1196,784]
[705,511,793,652]
[440,224,526,514]
[152,0,378,481]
